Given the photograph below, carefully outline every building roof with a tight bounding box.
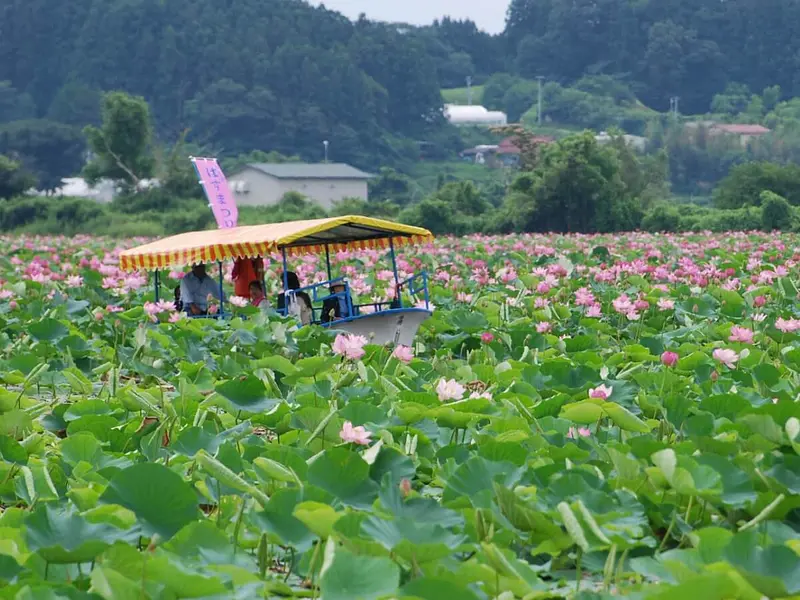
[712,124,771,135]
[245,163,374,180]
[444,104,508,125]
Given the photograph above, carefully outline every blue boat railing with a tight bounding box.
[398,271,430,310]
[182,270,430,323]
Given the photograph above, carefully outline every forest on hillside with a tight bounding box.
[3,0,800,169]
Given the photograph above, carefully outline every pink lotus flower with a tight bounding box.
[229,295,249,308]
[586,304,602,318]
[613,295,633,314]
[536,321,552,333]
[481,332,494,344]
[661,351,679,367]
[470,391,493,401]
[567,427,591,439]
[65,275,84,287]
[589,384,613,400]
[392,345,414,363]
[713,348,739,369]
[9,300,18,310]
[339,421,371,446]
[436,378,465,402]
[574,287,595,306]
[106,305,124,313]
[0,290,13,300]
[657,298,675,311]
[776,317,800,333]
[169,312,185,323]
[754,295,767,308]
[729,325,754,344]
[332,334,368,360]
[143,302,161,319]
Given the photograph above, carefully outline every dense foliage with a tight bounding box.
[0,0,457,171]
[504,0,800,113]
[0,231,799,598]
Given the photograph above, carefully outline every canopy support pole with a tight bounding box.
[154,270,160,303]
[324,244,332,282]
[281,249,289,292]
[217,261,224,316]
[389,237,402,308]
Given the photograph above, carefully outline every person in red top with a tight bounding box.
[249,281,268,308]
[232,257,264,299]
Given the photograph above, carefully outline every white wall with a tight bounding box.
[227,167,369,209]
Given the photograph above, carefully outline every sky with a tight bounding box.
[311,0,508,34]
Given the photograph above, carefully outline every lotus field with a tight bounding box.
[1,231,800,599]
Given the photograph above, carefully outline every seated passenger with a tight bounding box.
[232,257,264,299]
[276,271,313,325]
[322,282,352,323]
[249,281,268,308]
[180,263,220,315]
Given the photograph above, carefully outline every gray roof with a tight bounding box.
[246,163,373,180]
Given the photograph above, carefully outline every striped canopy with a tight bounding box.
[118,215,434,271]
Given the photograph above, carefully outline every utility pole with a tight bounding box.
[669,96,680,119]
[536,76,545,126]
[323,140,329,163]
[466,76,473,106]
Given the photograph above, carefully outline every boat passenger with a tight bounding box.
[249,281,268,308]
[232,257,264,299]
[276,271,313,325]
[180,263,220,315]
[322,282,352,323]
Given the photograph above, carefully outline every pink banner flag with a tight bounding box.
[191,157,238,229]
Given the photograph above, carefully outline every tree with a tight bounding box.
[400,181,491,235]
[502,81,538,122]
[0,81,35,123]
[368,168,413,206]
[47,81,101,127]
[713,162,800,208]
[155,132,205,200]
[0,154,36,199]
[760,190,793,230]
[83,92,155,188]
[711,83,752,115]
[490,125,549,170]
[501,131,638,233]
[0,120,85,192]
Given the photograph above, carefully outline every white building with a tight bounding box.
[227,163,373,210]
[29,177,160,203]
[595,132,648,153]
[444,104,508,127]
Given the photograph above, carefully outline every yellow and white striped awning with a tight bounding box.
[118,215,433,271]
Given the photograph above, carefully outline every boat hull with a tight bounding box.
[322,308,431,346]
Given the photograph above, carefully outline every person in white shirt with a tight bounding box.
[180,264,220,315]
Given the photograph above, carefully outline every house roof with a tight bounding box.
[245,163,374,180]
[712,124,771,135]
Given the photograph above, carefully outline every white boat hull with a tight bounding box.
[323,309,431,346]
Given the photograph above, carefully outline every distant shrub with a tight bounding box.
[694,207,762,232]
[760,190,793,231]
[641,203,681,232]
